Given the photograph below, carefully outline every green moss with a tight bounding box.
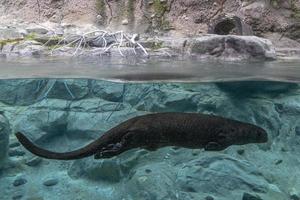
[270,0,279,8]
[96,0,107,24]
[0,38,23,46]
[153,0,167,17]
[126,0,135,24]
[291,0,300,20]
[24,33,37,41]
[151,41,164,50]
[151,0,171,31]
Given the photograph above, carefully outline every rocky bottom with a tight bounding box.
[0,79,300,200]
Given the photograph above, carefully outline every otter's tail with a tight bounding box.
[15,132,100,160]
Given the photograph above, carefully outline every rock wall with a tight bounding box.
[0,78,300,200]
[1,0,299,38]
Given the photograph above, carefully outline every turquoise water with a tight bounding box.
[0,57,300,200]
[0,77,299,200]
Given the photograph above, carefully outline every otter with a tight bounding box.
[15,112,268,160]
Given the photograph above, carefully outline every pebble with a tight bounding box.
[205,196,214,200]
[26,157,42,167]
[122,19,129,25]
[8,149,25,157]
[43,178,58,186]
[242,192,263,200]
[13,178,27,187]
[12,194,23,200]
[237,149,245,155]
[9,142,21,148]
[275,159,283,165]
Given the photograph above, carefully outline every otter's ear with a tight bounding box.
[204,142,225,151]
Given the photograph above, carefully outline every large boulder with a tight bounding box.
[0,27,24,41]
[187,35,276,61]
[0,79,45,105]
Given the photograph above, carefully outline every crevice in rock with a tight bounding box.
[208,15,253,36]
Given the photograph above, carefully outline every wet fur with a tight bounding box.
[15,112,267,160]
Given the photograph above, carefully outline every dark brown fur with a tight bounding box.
[15,112,267,160]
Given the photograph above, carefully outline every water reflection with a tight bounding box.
[0,57,300,82]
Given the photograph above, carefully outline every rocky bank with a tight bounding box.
[0,0,300,60]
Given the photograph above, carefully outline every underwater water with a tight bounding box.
[0,59,300,200]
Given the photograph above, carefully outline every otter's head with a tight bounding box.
[205,120,268,151]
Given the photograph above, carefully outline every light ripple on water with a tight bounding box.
[0,57,300,83]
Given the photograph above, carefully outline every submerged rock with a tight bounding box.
[126,163,178,200]
[91,80,124,102]
[9,142,20,148]
[177,155,268,199]
[43,178,58,186]
[8,149,25,157]
[0,79,46,105]
[0,114,10,169]
[13,178,27,187]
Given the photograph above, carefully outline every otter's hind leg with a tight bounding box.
[94,132,136,159]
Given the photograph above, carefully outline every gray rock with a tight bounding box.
[187,35,276,61]
[43,178,58,186]
[12,41,46,57]
[13,178,27,187]
[14,107,69,142]
[176,155,268,198]
[8,149,25,157]
[9,142,20,148]
[87,35,116,47]
[0,79,46,105]
[70,98,127,113]
[0,114,10,169]
[12,194,23,200]
[126,163,178,200]
[1,43,16,54]
[0,27,24,40]
[25,26,48,35]
[92,80,124,102]
[45,79,90,100]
